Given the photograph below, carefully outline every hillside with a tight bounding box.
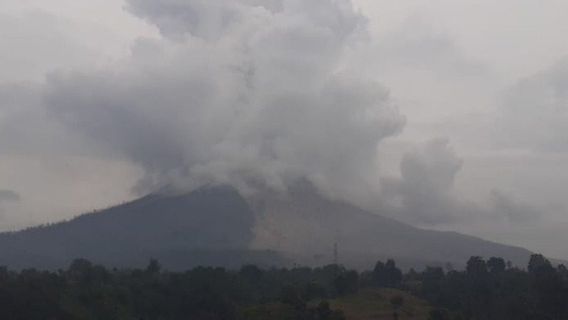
[250,183,534,269]
[329,288,431,320]
[0,183,534,270]
[244,288,433,320]
[0,186,282,269]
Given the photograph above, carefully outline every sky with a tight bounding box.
[1,0,568,259]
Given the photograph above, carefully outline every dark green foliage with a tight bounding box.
[528,254,554,275]
[333,270,359,295]
[146,258,161,274]
[487,257,506,274]
[0,259,357,319]
[466,256,487,275]
[0,254,567,319]
[416,254,568,320]
[373,259,403,288]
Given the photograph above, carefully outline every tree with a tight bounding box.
[466,256,487,275]
[334,270,359,295]
[386,260,403,287]
[279,285,306,310]
[487,257,506,274]
[146,258,161,274]
[67,258,95,284]
[528,254,554,275]
[373,259,402,288]
[557,264,568,280]
[527,254,564,318]
[506,260,513,269]
[420,267,445,303]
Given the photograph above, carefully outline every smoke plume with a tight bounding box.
[45,0,405,197]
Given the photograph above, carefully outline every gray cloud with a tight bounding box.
[0,11,95,84]
[490,190,541,224]
[0,190,20,203]
[374,18,488,78]
[380,139,543,226]
[0,190,21,218]
[400,139,463,195]
[126,0,284,40]
[381,139,470,224]
[125,0,361,41]
[44,0,404,198]
[0,0,551,235]
[0,83,92,158]
[0,0,565,260]
[498,60,568,152]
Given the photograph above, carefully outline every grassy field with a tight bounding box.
[243,288,433,320]
[328,288,432,320]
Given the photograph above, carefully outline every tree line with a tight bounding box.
[0,254,565,319]
[408,254,568,320]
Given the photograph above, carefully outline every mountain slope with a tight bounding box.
[0,184,534,270]
[250,183,533,269]
[0,186,281,269]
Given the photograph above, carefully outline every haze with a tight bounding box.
[1,0,568,260]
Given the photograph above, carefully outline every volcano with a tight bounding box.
[0,184,533,270]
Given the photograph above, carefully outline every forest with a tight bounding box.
[0,254,566,320]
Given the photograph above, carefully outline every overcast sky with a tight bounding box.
[1,0,568,259]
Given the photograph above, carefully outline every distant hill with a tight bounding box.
[0,183,534,270]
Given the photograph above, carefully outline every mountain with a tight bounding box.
[0,186,283,270]
[249,183,533,269]
[0,184,534,270]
